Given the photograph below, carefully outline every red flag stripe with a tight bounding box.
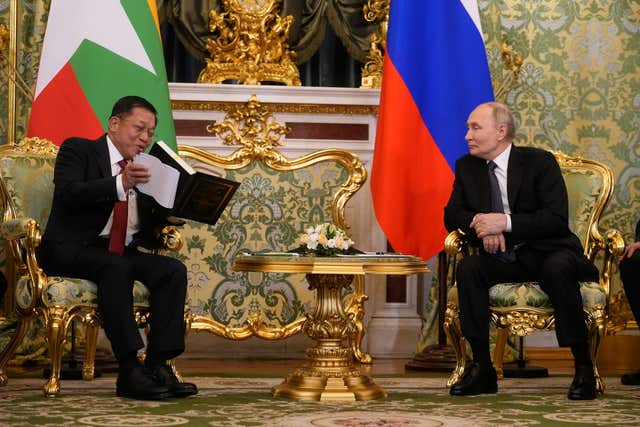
[28,62,103,145]
[371,56,452,259]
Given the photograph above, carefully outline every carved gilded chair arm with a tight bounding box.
[158,226,184,253]
[0,218,34,240]
[603,228,625,258]
[0,217,47,309]
[596,228,625,298]
[444,229,468,256]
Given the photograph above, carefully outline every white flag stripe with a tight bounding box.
[34,0,156,98]
[459,0,484,36]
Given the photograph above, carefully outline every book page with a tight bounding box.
[134,152,180,208]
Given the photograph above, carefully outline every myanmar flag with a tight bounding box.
[28,0,176,149]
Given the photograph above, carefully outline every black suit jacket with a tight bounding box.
[444,145,584,255]
[41,135,170,252]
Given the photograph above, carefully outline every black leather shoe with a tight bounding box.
[153,364,198,398]
[621,370,640,385]
[116,365,173,400]
[450,363,498,396]
[568,365,597,400]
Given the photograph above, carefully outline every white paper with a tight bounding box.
[134,152,180,208]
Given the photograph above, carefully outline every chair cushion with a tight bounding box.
[16,277,150,309]
[447,281,605,311]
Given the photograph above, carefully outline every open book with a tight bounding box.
[135,141,240,226]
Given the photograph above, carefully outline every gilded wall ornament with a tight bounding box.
[207,94,290,163]
[197,0,300,86]
[360,0,389,89]
[494,40,523,101]
[0,23,32,101]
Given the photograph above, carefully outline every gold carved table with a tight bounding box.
[233,254,428,401]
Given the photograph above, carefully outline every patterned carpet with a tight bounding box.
[1,374,639,426]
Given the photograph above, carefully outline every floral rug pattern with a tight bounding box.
[1,375,639,426]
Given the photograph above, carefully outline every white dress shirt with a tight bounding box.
[99,136,140,245]
[489,144,512,232]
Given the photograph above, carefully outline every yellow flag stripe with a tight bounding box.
[147,0,161,39]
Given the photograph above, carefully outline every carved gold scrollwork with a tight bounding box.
[11,137,59,156]
[0,23,32,101]
[0,24,7,52]
[198,0,300,86]
[607,290,634,333]
[360,0,389,89]
[494,40,523,101]
[207,94,290,164]
[491,311,555,336]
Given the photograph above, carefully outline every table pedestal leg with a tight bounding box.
[272,274,387,401]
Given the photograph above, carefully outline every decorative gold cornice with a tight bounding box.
[197,0,300,86]
[171,100,378,116]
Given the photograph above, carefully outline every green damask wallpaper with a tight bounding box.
[0,1,639,353]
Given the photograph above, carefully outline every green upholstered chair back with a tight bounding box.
[0,140,57,233]
[557,152,613,259]
[176,144,366,340]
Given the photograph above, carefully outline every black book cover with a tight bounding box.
[149,142,240,225]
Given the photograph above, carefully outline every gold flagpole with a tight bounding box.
[7,0,18,145]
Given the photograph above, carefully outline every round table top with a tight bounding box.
[232,253,429,275]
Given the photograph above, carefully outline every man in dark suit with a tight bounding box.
[444,102,599,400]
[618,220,640,385]
[37,96,197,400]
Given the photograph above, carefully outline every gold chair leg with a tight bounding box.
[0,314,31,386]
[443,303,466,387]
[493,327,509,380]
[589,311,606,394]
[43,308,69,397]
[82,316,100,381]
[346,276,372,363]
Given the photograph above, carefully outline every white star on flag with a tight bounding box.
[34,0,156,98]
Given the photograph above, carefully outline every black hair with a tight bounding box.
[110,96,157,121]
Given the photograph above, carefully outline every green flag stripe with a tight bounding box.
[69,2,176,149]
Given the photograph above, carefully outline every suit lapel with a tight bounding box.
[94,135,112,178]
[507,145,523,211]
[470,156,492,212]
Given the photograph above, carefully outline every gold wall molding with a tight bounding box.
[197,0,300,86]
[171,99,378,116]
[360,0,389,89]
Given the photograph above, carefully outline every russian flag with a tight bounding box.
[371,0,494,261]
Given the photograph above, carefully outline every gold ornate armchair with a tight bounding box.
[173,97,369,361]
[443,151,624,393]
[0,138,182,397]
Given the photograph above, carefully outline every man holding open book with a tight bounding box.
[36,96,197,400]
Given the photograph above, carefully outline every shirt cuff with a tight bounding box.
[505,214,512,232]
[116,175,126,201]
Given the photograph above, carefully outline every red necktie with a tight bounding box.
[108,160,128,255]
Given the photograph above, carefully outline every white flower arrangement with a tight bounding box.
[295,223,358,256]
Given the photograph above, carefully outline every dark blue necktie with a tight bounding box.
[488,161,516,262]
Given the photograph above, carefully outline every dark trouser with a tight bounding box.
[456,247,598,357]
[619,251,640,325]
[38,240,188,362]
